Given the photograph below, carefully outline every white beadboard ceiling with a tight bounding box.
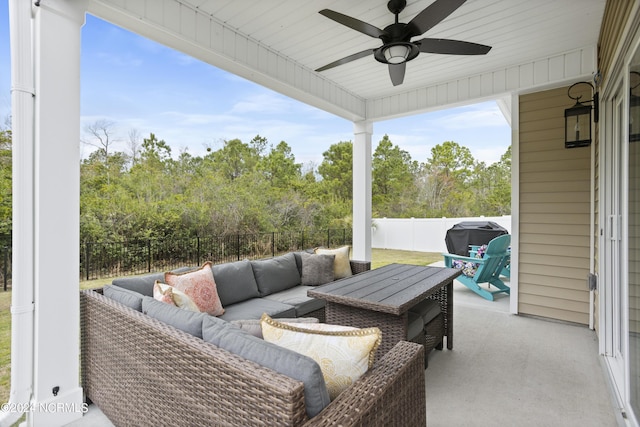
[90,0,606,121]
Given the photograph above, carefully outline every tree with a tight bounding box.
[211,138,259,181]
[257,141,301,189]
[417,141,477,217]
[83,119,118,163]
[127,128,142,167]
[372,135,418,216]
[471,146,511,215]
[0,128,11,236]
[318,141,353,201]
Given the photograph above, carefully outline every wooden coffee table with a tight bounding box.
[308,263,461,359]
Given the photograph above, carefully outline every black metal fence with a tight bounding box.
[81,229,352,281]
[0,229,352,288]
[0,240,9,291]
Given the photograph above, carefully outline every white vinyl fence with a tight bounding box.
[372,216,512,253]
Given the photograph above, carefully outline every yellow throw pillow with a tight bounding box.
[314,246,352,279]
[153,281,200,312]
[261,314,381,400]
[164,262,225,316]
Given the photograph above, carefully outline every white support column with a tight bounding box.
[352,121,373,261]
[29,1,86,425]
[509,94,519,315]
[4,2,36,426]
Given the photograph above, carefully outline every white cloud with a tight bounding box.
[430,103,509,130]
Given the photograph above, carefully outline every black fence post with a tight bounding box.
[85,241,91,281]
[196,236,201,266]
[3,246,8,291]
[271,232,275,257]
[147,239,152,273]
[237,233,241,261]
[343,228,346,245]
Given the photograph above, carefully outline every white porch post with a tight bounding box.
[29,1,85,425]
[352,121,372,261]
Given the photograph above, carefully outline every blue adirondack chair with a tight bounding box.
[469,244,511,278]
[443,234,511,301]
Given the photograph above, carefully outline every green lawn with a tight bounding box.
[0,249,443,403]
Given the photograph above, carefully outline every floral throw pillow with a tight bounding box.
[451,260,479,277]
[261,314,381,400]
[153,281,200,312]
[164,262,225,316]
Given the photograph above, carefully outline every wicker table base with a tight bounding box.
[309,264,460,361]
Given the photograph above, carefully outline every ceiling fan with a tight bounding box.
[315,0,492,86]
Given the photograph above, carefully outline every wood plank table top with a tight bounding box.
[308,263,461,316]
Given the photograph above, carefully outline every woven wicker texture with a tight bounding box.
[81,290,307,426]
[310,264,458,360]
[81,286,425,427]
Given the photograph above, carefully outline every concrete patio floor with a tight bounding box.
[66,272,624,427]
[425,279,622,426]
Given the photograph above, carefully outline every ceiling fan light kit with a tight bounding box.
[383,43,411,64]
[315,0,492,86]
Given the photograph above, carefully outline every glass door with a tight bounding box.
[602,80,626,400]
[628,53,640,424]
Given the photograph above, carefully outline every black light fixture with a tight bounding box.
[630,71,640,142]
[564,81,599,148]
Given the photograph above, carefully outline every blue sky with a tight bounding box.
[0,8,511,167]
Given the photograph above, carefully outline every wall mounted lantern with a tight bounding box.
[564,81,599,148]
[630,71,640,142]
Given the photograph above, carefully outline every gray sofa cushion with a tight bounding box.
[217,298,296,321]
[141,297,206,338]
[230,317,319,339]
[263,286,325,317]
[103,284,144,311]
[251,253,301,296]
[202,316,330,418]
[112,267,195,297]
[212,260,260,306]
[112,272,164,297]
[300,252,335,286]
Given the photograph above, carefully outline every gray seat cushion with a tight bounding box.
[251,253,300,296]
[230,317,319,339]
[202,316,330,418]
[141,296,207,338]
[263,286,325,317]
[217,298,296,321]
[103,284,144,311]
[213,259,260,306]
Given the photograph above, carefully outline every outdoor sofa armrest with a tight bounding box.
[304,341,426,427]
[349,259,371,275]
[81,289,309,426]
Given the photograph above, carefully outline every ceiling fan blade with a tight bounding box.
[389,63,406,86]
[316,49,375,72]
[319,9,386,39]
[416,38,492,55]
[404,0,467,38]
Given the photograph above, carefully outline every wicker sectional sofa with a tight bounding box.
[80,252,428,426]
